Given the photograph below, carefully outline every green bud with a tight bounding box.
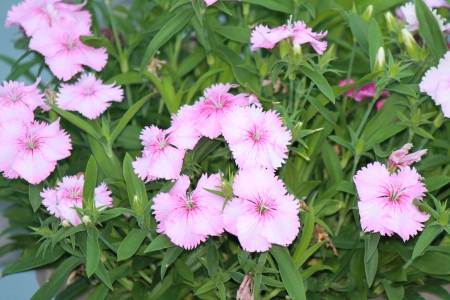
[260,61,269,76]
[411,109,421,127]
[361,5,373,22]
[62,220,72,228]
[207,54,215,66]
[355,139,365,155]
[292,44,302,64]
[374,47,385,73]
[82,215,92,227]
[385,12,398,32]
[439,210,450,226]
[291,122,303,141]
[319,44,335,68]
[434,111,445,128]
[133,195,144,217]
[279,39,291,59]
[401,29,419,59]
[243,3,250,16]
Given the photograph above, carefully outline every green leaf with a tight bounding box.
[300,264,334,280]
[131,281,148,300]
[82,155,97,210]
[206,244,219,278]
[87,284,109,300]
[86,227,100,277]
[322,143,344,183]
[215,26,251,43]
[412,224,443,259]
[305,96,337,125]
[195,279,216,295]
[240,0,292,13]
[80,35,118,59]
[2,245,64,275]
[29,182,44,212]
[346,12,369,54]
[299,66,335,103]
[295,241,327,268]
[364,233,379,288]
[175,259,195,283]
[139,8,193,76]
[161,246,183,280]
[104,72,141,85]
[424,176,450,192]
[368,19,383,72]
[185,69,223,104]
[123,153,149,218]
[110,93,152,143]
[387,85,417,97]
[94,260,113,290]
[416,0,447,63]
[117,228,149,261]
[31,256,84,300]
[144,234,175,253]
[270,245,306,300]
[382,279,405,300]
[412,251,450,274]
[47,103,100,140]
[293,194,316,262]
[52,225,85,249]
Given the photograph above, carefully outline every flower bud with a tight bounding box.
[133,195,145,217]
[362,5,373,22]
[61,220,72,228]
[279,39,291,58]
[243,3,250,16]
[207,54,215,66]
[439,210,450,226]
[82,215,92,227]
[260,61,270,77]
[221,175,235,199]
[291,121,303,141]
[434,112,445,128]
[374,47,385,73]
[401,29,419,59]
[355,139,365,155]
[388,143,427,170]
[385,12,398,32]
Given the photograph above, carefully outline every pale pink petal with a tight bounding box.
[94,183,113,209]
[58,201,82,226]
[204,0,217,5]
[235,210,272,252]
[164,210,207,250]
[41,188,60,218]
[250,25,276,51]
[223,198,244,236]
[12,149,57,184]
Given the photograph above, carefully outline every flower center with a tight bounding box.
[69,188,81,199]
[258,204,269,213]
[21,134,39,150]
[157,136,167,150]
[253,129,263,141]
[7,87,22,103]
[386,182,403,202]
[181,192,195,210]
[65,35,78,50]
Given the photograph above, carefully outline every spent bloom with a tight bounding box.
[354,162,429,241]
[338,79,390,103]
[420,51,450,117]
[237,274,254,300]
[190,83,260,139]
[221,105,291,171]
[0,119,71,184]
[399,2,450,33]
[0,79,48,124]
[152,174,225,249]
[223,168,300,252]
[5,0,91,37]
[388,143,427,170]
[41,174,113,226]
[29,18,107,81]
[251,18,328,54]
[57,73,124,119]
[133,124,199,182]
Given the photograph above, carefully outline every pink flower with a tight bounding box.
[420,51,450,117]
[376,99,385,112]
[354,162,429,241]
[424,0,450,7]
[190,83,260,139]
[221,106,291,171]
[223,168,300,252]
[169,105,202,150]
[57,73,123,119]
[0,79,48,124]
[204,0,217,6]
[237,275,254,300]
[5,0,91,37]
[338,79,390,102]
[292,21,328,55]
[41,174,113,226]
[152,174,225,249]
[133,123,198,182]
[29,18,107,81]
[399,2,450,33]
[0,118,71,184]
[250,25,277,51]
[388,143,427,170]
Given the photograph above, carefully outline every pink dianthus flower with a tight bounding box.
[388,143,427,170]
[41,174,113,226]
[223,168,300,252]
[29,18,107,81]
[0,79,48,124]
[204,0,217,6]
[338,79,390,102]
[133,124,199,182]
[0,118,71,184]
[424,0,450,8]
[57,73,123,119]
[190,83,260,139]
[221,105,291,171]
[152,174,225,249]
[420,51,450,117]
[354,162,429,241]
[399,2,450,33]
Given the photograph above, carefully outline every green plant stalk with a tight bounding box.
[342,42,357,115]
[356,96,378,137]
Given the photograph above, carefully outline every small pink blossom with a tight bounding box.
[223,168,300,252]
[204,0,217,6]
[399,2,450,33]
[292,21,328,55]
[338,79,390,102]
[5,0,91,37]
[0,118,71,184]
[424,0,450,8]
[29,18,107,81]
[190,83,260,139]
[221,105,291,171]
[376,99,385,112]
[41,174,113,226]
[133,123,198,182]
[388,143,427,170]
[0,79,48,124]
[420,51,450,117]
[57,73,123,119]
[152,174,225,249]
[354,162,429,241]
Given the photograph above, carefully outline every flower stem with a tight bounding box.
[356,96,378,137]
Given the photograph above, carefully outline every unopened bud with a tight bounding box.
[385,12,398,32]
[207,54,215,66]
[279,39,291,58]
[82,215,92,227]
[374,47,385,73]
[388,143,427,170]
[291,122,303,141]
[243,3,250,16]
[361,5,373,22]
[260,61,269,76]
[221,179,234,199]
[355,139,365,155]
[61,220,72,228]
[133,195,144,217]
[401,29,419,59]
[434,112,445,128]
[439,210,450,226]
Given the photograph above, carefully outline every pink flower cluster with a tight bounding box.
[251,19,328,54]
[354,145,429,241]
[338,79,391,111]
[7,0,107,81]
[41,174,113,226]
[0,80,71,184]
[204,0,217,6]
[420,51,450,117]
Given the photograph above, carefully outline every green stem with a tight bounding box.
[288,77,294,110]
[355,96,378,137]
[104,0,127,72]
[342,42,357,115]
